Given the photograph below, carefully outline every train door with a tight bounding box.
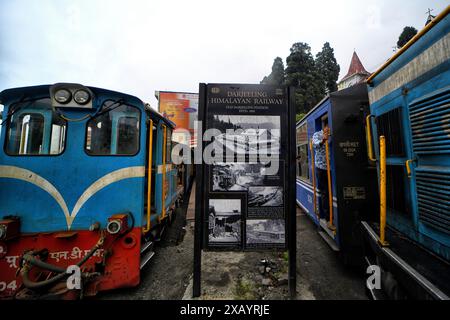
[314,114,333,224]
[372,105,415,233]
[406,88,450,251]
[143,118,158,233]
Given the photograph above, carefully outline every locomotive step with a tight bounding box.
[141,241,154,254]
[140,250,156,270]
[318,231,340,252]
[319,219,336,241]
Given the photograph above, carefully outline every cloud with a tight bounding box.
[1,0,449,109]
[366,4,382,30]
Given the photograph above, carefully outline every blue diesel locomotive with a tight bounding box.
[0,83,186,299]
[297,6,450,299]
[362,6,450,299]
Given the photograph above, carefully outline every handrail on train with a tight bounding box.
[161,125,167,220]
[309,140,318,218]
[379,136,389,247]
[367,5,450,84]
[325,138,336,232]
[143,119,154,234]
[366,115,376,162]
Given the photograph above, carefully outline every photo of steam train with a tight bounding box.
[210,115,280,155]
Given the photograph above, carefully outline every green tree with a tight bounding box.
[397,26,418,48]
[315,42,340,93]
[261,57,285,85]
[285,42,324,114]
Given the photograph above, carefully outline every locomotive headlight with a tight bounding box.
[54,89,72,104]
[106,220,122,235]
[73,89,91,105]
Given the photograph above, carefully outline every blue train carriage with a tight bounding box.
[363,6,450,299]
[296,83,378,265]
[0,83,183,299]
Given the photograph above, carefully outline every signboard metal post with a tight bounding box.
[193,84,206,298]
[287,86,297,297]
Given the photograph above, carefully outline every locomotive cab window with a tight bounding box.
[296,123,309,181]
[5,98,66,155]
[85,102,140,156]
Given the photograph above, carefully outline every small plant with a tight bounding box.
[234,277,257,300]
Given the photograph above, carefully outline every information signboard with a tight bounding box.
[193,83,297,297]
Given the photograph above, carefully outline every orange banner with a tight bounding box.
[158,91,198,146]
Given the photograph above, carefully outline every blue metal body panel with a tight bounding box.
[0,85,178,234]
[367,13,450,261]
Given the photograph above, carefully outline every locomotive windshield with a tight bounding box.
[85,102,140,156]
[5,98,67,155]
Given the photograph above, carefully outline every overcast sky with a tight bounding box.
[0,0,448,109]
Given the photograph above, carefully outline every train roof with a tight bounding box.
[145,105,176,128]
[367,5,450,84]
[296,83,367,127]
[0,84,175,129]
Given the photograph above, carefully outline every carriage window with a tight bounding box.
[85,103,140,155]
[5,99,66,155]
[296,123,309,181]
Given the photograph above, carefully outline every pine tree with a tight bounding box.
[285,42,323,114]
[315,42,340,93]
[261,57,285,85]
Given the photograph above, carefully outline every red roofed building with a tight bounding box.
[337,51,371,90]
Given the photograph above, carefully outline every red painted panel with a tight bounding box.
[0,228,141,298]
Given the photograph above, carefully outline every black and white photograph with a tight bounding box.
[208,199,242,244]
[246,219,286,245]
[210,115,280,155]
[212,162,281,191]
[248,186,283,207]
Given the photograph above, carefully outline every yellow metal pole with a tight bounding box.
[143,120,154,234]
[379,136,389,247]
[325,141,335,231]
[366,115,376,162]
[310,140,318,217]
[162,125,167,219]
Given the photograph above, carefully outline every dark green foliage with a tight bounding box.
[397,26,418,48]
[316,42,340,94]
[285,42,325,115]
[261,42,340,116]
[261,57,285,85]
